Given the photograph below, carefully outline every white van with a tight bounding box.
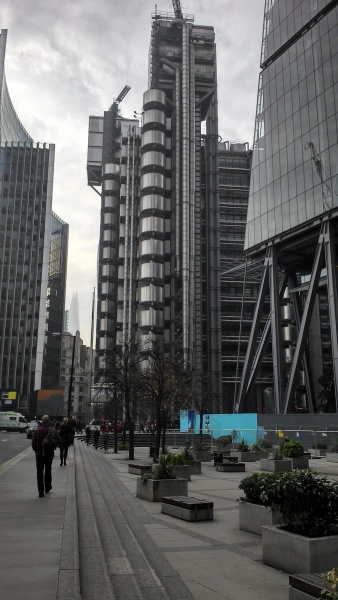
[0,412,28,432]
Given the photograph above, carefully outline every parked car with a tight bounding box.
[26,420,40,439]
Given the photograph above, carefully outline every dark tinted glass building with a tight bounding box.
[238,0,338,414]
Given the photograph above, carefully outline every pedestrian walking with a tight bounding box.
[85,424,91,445]
[93,427,100,449]
[32,415,60,498]
[103,430,109,452]
[59,417,72,466]
[69,417,77,445]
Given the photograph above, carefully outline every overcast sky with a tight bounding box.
[1,0,265,345]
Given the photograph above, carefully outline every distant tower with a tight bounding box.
[68,292,80,335]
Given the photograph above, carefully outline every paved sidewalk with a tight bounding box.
[1,441,338,600]
[0,444,78,600]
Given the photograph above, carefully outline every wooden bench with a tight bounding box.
[128,463,152,475]
[216,462,245,472]
[161,496,214,521]
[289,573,328,599]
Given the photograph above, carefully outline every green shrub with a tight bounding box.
[179,444,194,461]
[215,435,232,447]
[281,440,304,458]
[238,439,250,452]
[239,470,338,537]
[271,444,284,460]
[170,453,184,465]
[117,442,129,450]
[252,438,273,451]
[150,454,176,480]
[193,442,209,452]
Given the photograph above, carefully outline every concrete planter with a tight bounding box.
[136,477,188,502]
[239,501,282,536]
[184,460,201,474]
[262,525,338,573]
[311,449,327,457]
[171,465,191,481]
[290,456,309,469]
[260,458,292,472]
[230,451,257,462]
[194,451,211,462]
[326,452,338,462]
[253,450,270,460]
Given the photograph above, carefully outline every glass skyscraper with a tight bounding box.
[0,29,66,407]
[237,0,338,414]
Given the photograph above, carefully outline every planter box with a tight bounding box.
[216,463,245,472]
[161,496,213,521]
[128,463,152,476]
[260,458,292,472]
[136,477,188,502]
[184,460,201,474]
[194,451,211,462]
[230,451,257,462]
[239,501,282,536]
[310,449,327,457]
[326,452,338,463]
[253,450,270,460]
[262,525,338,573]
[291,456,309,469]
[171,465,191,481]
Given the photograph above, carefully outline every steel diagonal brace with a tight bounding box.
[283,225,326,413]
[324,220,338,412]
[246,271,288,401]
[289,271,315,413]
[235,249,270,413]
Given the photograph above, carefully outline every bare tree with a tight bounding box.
[101,341,145,460]
[140,341,187,460]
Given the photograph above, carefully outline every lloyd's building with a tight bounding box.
[0,30,67,409]
[237,0,338,414]
[87,7,223,409]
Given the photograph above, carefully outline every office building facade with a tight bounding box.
[88,9,222,409]
[0,29,62,406]
[41,212,69,390]
[237,0,338,413]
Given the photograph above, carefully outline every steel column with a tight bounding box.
[283,225,326,413]
[324,220,338,412]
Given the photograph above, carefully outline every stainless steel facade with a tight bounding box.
[0,30,61,404]
[88,10,223,409]
[238,0,338,414]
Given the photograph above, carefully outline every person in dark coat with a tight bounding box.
[93,427,100,449]
[85,424,91,445]
[59,417,72,466]
[32,415,57,497]
[103,430,109,452]
[69,417,77,445]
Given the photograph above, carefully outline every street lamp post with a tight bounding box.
[68,335,76,419]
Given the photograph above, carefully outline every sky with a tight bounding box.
[1,0,265,346]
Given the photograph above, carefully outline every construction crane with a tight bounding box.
[172,0,183,19]
[109,85,131,112]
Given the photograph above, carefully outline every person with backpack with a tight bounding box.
[59,417,73,466]
[32,415,61,498]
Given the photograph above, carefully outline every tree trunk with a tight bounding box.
[154,402,162,462]
[199,408,204,444]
